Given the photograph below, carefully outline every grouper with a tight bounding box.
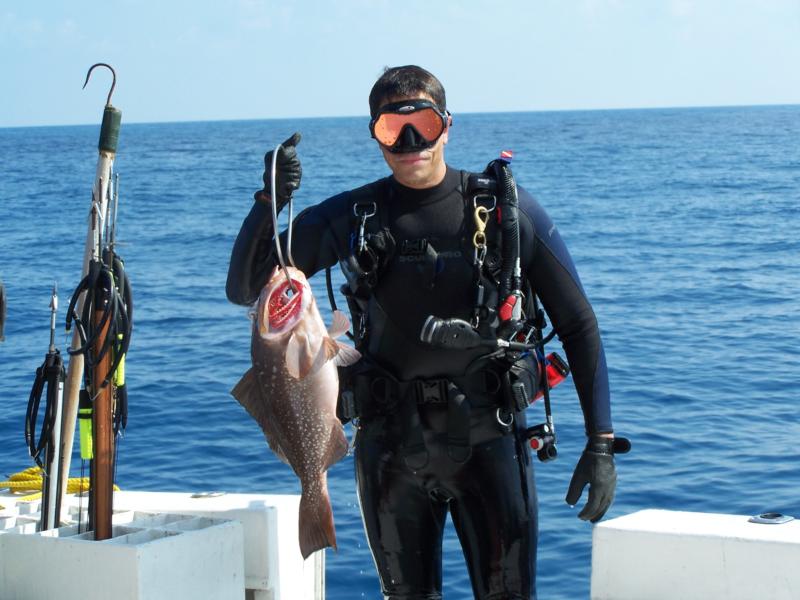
[232,265,360,559]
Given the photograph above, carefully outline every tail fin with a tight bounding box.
[298,473,337,559]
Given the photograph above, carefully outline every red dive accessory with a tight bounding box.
[498,294,519,322]
[369,99,450,153]
[533,352,569,401]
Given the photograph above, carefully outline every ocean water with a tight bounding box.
[1,105,799,599]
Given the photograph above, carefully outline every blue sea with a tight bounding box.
[1,105,799,599]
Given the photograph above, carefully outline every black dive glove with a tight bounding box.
[566,435,631,522]
[254,132,302,211]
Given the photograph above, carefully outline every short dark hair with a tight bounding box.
[368,65,447,118]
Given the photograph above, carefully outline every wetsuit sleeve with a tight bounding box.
[226,196,346,306]
[518,187,613,435]
[226,201,276,305]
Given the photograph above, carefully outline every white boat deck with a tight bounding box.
[1,489,324,600]
[592,509,800,600]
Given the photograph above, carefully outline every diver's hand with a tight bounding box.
[254,132,302,211]
[565,435,629,522]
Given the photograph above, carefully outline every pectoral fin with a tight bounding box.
[333,342,361,367]
[325,311,360,367]
[286,329,321,379]
[231,368,259,409]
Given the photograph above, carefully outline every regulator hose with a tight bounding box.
[65,248,133,394]
[491,158,521,306]
[25,351,66,469]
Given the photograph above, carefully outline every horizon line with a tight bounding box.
[2,101,798,131]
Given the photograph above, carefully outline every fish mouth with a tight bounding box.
[267,278,304,331]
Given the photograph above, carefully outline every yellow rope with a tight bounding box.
[0,466,120,502]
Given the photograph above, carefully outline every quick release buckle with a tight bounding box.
[339,390,357,421]
[401,238,428,255]
[416,379,448,404]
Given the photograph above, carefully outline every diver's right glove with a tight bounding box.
[254,132,302,211]
[565,435,631,523]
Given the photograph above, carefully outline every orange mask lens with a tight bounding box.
[373,108,445,147]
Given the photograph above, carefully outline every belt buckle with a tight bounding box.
[417,379,447,404]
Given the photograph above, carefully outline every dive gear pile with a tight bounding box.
[65,225,132,431]
[63,154,132,538]
[23,63,133,538]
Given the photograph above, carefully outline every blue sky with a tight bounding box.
[2,0,799,127]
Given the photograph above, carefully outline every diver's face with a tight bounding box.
[376,94,449,190]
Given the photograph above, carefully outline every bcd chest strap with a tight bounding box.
[463,170,504,331]
[330,178,395,348]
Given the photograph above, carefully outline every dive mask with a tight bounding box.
[369,99,450,153]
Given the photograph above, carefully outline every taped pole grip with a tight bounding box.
[99,106,122,154]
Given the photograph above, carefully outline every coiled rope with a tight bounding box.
[0,466,120,503]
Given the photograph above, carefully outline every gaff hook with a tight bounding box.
[83,63,117,107]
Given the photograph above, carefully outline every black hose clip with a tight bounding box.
[525,422,558,462]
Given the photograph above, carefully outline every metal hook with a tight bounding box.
[83,63,117,106]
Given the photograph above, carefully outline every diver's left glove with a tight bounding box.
[254,132,302,211]
[565,435,631,522]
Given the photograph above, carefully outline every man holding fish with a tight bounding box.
[227,65,624,600]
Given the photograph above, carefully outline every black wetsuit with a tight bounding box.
[227,165,612,600]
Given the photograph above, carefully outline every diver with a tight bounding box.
[227,65,623,600]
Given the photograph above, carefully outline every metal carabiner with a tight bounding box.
[473,244,487,268]
[354,202,377,254]
[473,194,497,213]
[472,205,489,249]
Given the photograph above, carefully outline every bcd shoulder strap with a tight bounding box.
[325,177,393,345]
